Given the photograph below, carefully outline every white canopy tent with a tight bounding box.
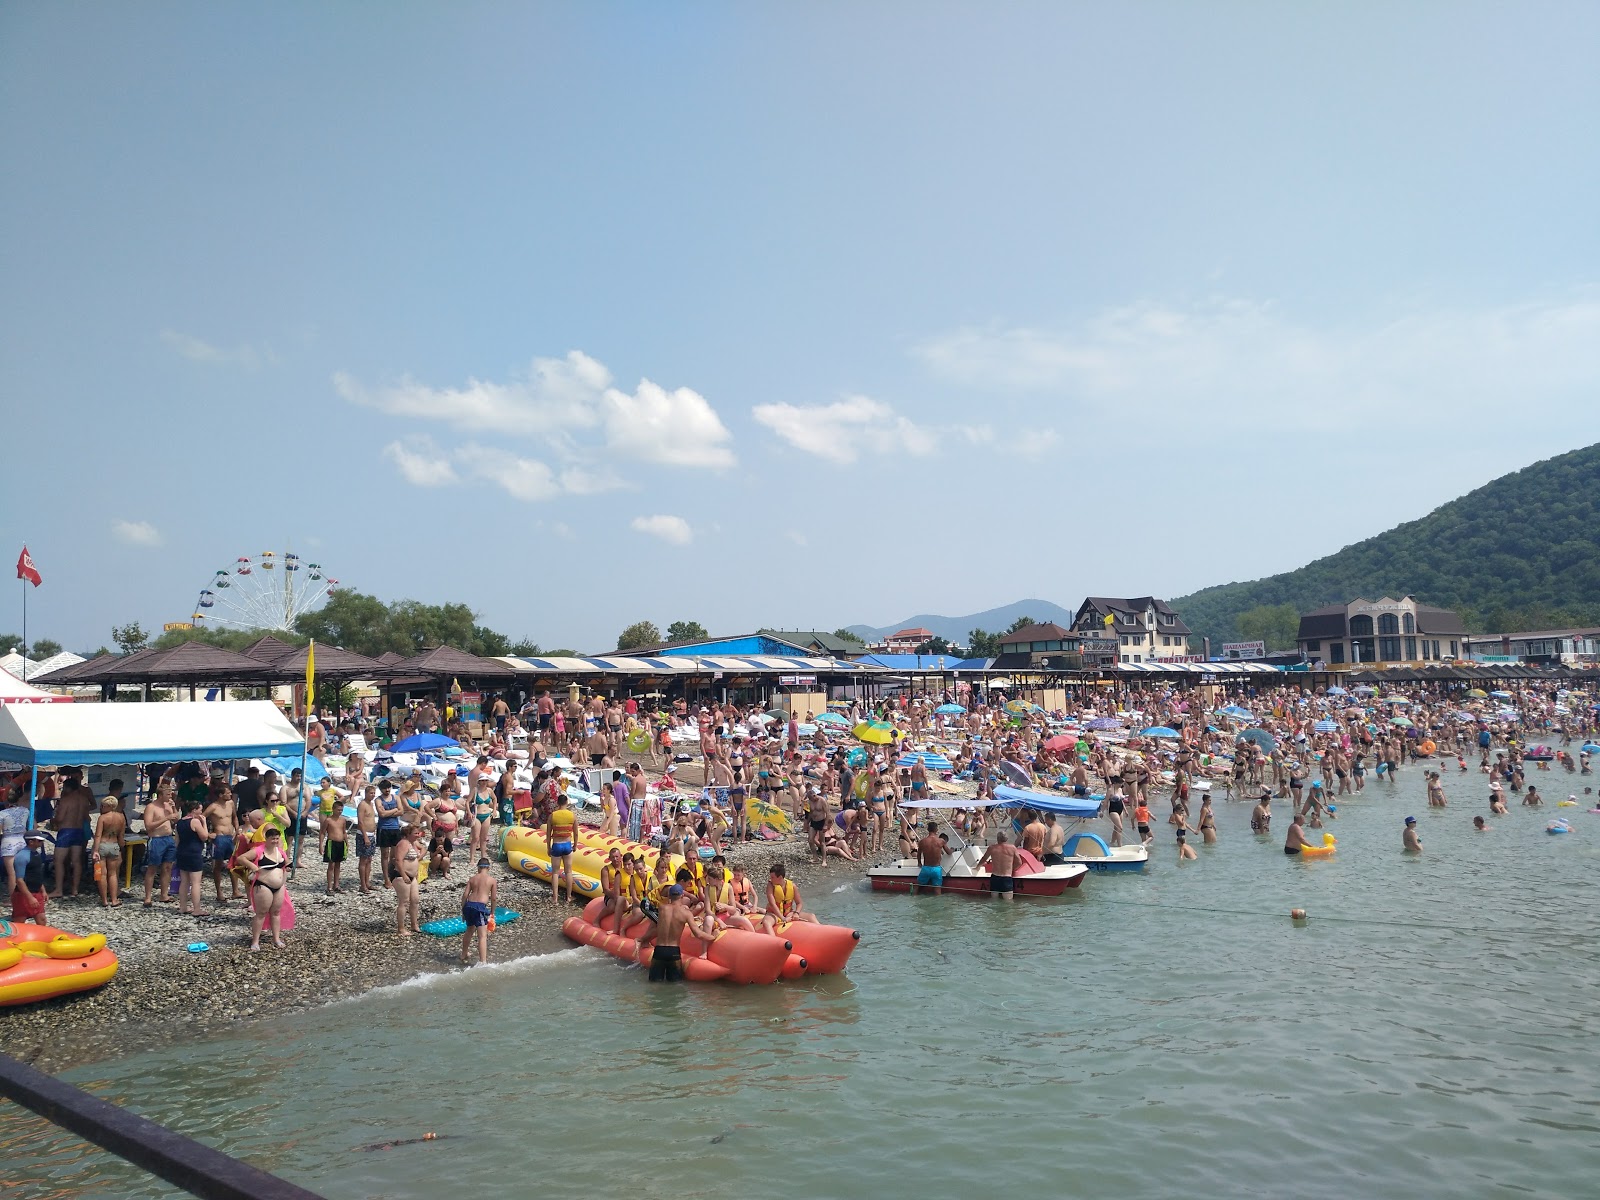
[0,700,303,767]
[0,666,73,705]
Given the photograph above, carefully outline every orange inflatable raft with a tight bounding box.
[0,921,119,1006]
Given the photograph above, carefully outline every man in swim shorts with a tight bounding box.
[645,884,693,982]
[460,858,498,966]
[1283,813,1306,855]
[1041,812,1066,864]
[976,831,1021,901]
[913,821,945,895]
[545,794,578,903]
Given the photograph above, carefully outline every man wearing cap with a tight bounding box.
[643,884,694,982]
[12,830,50,924]
[1403,816,1423,853]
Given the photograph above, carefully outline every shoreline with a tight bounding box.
[4,829,867,1076]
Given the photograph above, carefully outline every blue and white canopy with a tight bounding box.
[0,700,304,768]
[993,784,1103,818]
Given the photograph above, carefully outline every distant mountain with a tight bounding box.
[846,598,1078,647]
[1171,442,1600,645]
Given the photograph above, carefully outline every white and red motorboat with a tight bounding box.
[868,845,1087,896]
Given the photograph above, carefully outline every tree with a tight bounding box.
[1235,603,1300,651]
[666,620,708,643]
[832,628,866,645]
[508,638,543,656]
[152,626,282,652]
[293,590,514,658]
[111,622,149,655]
[915,636,954,655]
[29,638,63,658]
[1005,615,1037,635]
[967,628,1001,657]
[616,621,661,651]
[0,633,21,654]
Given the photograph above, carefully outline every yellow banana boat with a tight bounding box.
[503,827,687,898]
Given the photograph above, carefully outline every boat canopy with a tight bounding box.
[993,784,1103,818]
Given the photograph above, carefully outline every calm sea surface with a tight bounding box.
[4,767,1599,1199]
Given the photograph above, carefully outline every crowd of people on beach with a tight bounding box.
[4,675,1595,959]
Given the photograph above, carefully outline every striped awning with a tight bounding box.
[495,654,884,676]
[1113,661,1279,674]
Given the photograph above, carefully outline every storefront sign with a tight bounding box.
[778,675,817,687]
[1079,639,1118,655]
[1221,641,1266,660]
[456,691,482,724]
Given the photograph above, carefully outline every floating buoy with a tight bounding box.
[1290,908,1308,922]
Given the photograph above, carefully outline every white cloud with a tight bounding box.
[382,439,459,487]
[111,519,162,546]
[630,514,694,545]
[336,351,608,438]
[161,329,273,368]
[459,444,561,502]
[602,380,735,467]
[914,294,1600,433]
[337,351,735,469]
[752,394,939,465]
[785,529,809,547]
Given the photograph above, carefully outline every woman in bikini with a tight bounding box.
[430,789,460,878]
[248,827,290,951]
[391,825,422,936]
[472,773,498,860]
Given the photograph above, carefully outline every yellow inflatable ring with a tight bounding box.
[626,730,651,753]
[0,946,23,971]
[41,934,108,960]
[852,774,870,800]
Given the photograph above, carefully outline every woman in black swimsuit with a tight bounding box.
[248,827,289,951]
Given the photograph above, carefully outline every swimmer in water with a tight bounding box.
[1403,816,1422,853]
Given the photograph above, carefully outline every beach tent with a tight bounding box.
[0,699,303,768]
[0,666,73,705]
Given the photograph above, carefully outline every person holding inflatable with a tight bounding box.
[544,794,579,904]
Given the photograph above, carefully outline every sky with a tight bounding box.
[4,3,1599,654]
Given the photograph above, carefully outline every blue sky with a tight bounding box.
[4,3,1598,653]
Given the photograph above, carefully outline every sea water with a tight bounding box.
[4,768,1599,1199]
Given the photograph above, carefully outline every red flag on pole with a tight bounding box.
[16,546,42,588]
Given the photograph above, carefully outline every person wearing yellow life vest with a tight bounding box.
[760,862,819,936]
[703,863,755,931]
[544,794,579,903]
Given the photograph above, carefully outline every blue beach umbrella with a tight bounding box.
[1326,686,1348,696]
[1237,728,1277,754]
[256,755,329,783]
[1141,726,1180,739]
[898,752,954,770]
[387,732,461,754]
[1086,717,1122,731]
[934,703,967,715]
[1314,720,1338,733]
[1218,705,1255,721]
[815,712,851,728]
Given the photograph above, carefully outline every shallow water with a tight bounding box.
[4,767,1599,1199]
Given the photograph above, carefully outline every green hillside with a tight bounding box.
[1172,442,1600,646]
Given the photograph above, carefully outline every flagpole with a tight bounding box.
[20,573,26,681]
[293,640,313,872]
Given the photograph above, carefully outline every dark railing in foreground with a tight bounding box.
[0,1053,326,1200]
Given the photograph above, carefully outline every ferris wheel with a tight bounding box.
[192,550,339,632]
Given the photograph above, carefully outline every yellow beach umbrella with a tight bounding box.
[853,721,894,745]
[744,797,792,836]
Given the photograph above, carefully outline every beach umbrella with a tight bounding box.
[744,797,793,836]
[1314,720,1338,733]
[934,703,966,715]
[1086,717,1122,731]
[1237,728,1277,753]
[815,712,851,728]
[1218,705,1255,721]
[1384,696,1411,705]
[796,723,817,736]
[387,732,461,754]
[1004,699,1032,716]
[1042,735,1076,752]
[765,708,789,721]
[256,755,329,783]
[1326,686,1348,696]
[898,751,954,770]
[1466,689,1487,698]
[1490,690,1512,699]
[1390,716,1414,727]
[1141,726,1180,739]
[853,720,895,745]
[1352,686,1376,696]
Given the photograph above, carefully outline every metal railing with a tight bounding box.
[0,1053,326,1200]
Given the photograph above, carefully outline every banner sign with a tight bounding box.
[1221,641,1266,660]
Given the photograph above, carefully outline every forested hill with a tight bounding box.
[1171,442,1600,646]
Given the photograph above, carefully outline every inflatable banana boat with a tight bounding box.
[565,898,804,984]
[504,827,686,898]
[0,921,119,1006]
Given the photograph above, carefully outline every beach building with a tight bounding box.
[1295,596,1466,667]
[757,629,859,656]
[1069,597,1193,664]
[881,627,933,653]
[994,623,1082,669]
[1460,627,1600,665]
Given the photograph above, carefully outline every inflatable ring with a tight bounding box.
[852,774,871,800]
[1419,740,1436,756]
[626,730,651,753]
